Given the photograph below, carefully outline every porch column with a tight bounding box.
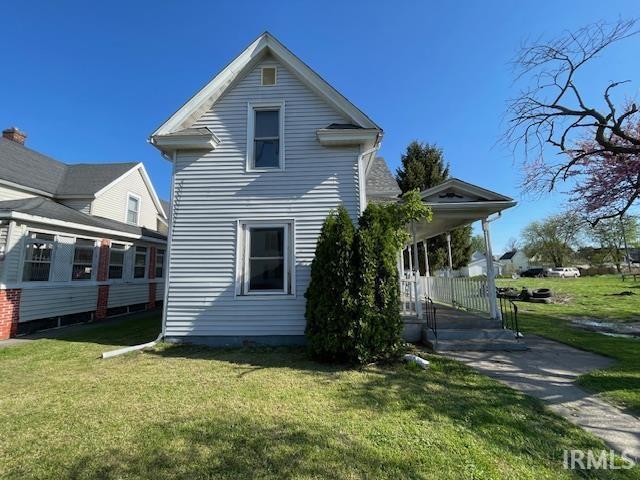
[446,232,455,305]
[411,223,423,319]
[482,218,501,321]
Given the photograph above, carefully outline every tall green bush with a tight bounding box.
[305,191,431,365]
[304,206,356,362]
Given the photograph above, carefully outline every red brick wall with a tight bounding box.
[0,289,21,339]
[96,239,110,282]
[147,283,156,310]
[96,285,109,320]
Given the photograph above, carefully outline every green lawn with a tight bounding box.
[497,276,640,414]
[1,313,637,479]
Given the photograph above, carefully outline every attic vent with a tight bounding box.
[261,67,276,86]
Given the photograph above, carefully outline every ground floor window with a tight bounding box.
[22,232,55,282]
[155,248,165,278]
[134,246,147,279]
[237,221,293,295]
[109,243,126,279]
[72,238,95,280]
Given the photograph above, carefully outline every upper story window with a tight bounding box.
[126,194,141,225]
[109,243,126,280]
[261,67,277,86]
[155,248,165,278]
[71,238,95,281]
[247,101,284,171]
[134,246,147,279]
[22,232,55,282]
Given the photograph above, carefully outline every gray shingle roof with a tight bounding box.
[500,250,517,260]
[366,157,401,202]
[0,138,138,197]
[0,197,166,239]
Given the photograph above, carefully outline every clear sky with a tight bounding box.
[1,1,639,253]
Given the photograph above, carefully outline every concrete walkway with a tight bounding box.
[445,335,640,458]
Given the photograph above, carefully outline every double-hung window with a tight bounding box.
[22,232,55,282]
[238,221,293,295]
[72,238,95,281]
[155,249,165,278]
[134,246,147,279]
[126,194,140,225]
[109,243,126,279]
[247,102,284,171]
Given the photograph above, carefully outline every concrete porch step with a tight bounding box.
[424,328,528,352]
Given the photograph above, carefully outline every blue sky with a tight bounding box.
[1,1,639,252]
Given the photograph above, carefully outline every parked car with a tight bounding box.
[520,267,548,278]
[547,267,580,278]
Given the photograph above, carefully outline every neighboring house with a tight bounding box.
[458,251,503,277]
[0,128,168,339]
[150,32,515,346]
[499,249,529,274]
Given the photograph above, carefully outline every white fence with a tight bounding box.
[423,276,491,316]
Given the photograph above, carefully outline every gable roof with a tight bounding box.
[0,138,166,218]
[500,250,517,260]
[366,157,401,202]
[420,178,514,203]
[0,137,135,197]
[151,32,381,137]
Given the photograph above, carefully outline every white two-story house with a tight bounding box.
[151,33,517,348]
[0,128,168,338]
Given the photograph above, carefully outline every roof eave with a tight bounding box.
[316,128,380,146]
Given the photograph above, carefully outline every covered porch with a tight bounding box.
[398,179,522,349]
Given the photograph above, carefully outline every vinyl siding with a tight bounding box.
[0,183,36,201]
[91,169,159,229]
[59,198,92,214]
[19,286,98,322]
[108,282,149,308]
[165,56,361,337]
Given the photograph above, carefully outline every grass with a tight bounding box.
[497,275,640,414]
[1,313,637,479]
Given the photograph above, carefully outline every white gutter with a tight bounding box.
[102,151,177,359]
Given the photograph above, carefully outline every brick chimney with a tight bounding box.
[2,127,27,145]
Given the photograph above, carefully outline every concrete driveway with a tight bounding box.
[445,335,640,458]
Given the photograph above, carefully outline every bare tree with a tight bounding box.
[506,19,640,203]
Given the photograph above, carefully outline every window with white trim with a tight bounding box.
[155,248,165,278]
[238,222,293,295]
[134,246,147,279]
[247,102,283,170]
[126,194,140,225]
[261,66,276,86]
[71,238,95,281]
[22,232,55,282]
[109,243,126,279]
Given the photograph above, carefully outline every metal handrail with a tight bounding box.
[424,297,437,340]
[497,292,519,339]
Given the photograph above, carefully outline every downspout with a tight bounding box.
[357,142,381,214]
[102,150,177,359]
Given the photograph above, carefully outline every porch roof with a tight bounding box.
[411,178,516,240]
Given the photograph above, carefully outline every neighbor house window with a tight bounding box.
[261,66,276,86]
[109,243,126,279]
[238,221,293,295]
[71,238,95,280]
[155,248,165,278]
[134,246,147,279]
[247,102,284,171]
[22,232,55,282]
[126,194,140,225]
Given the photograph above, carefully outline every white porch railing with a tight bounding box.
[423,276,491,316]
[400,277,423,317]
